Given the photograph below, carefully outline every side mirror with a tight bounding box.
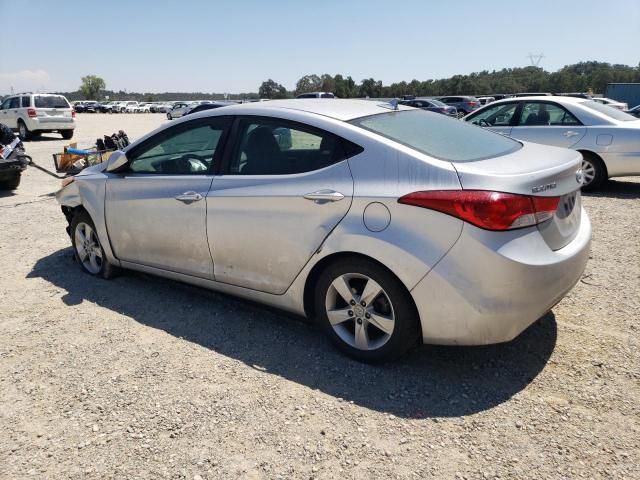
[105,150,129,172]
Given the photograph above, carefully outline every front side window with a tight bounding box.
[518,102,580,126]
[34,95,69,108]
[229,118,349,175]
[9,97,20,109]
[350,109,521,163]
[129,119,227,174]
[467,102,518,126]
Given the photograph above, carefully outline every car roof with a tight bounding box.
[490,95,588,104]
[199,99,413,121]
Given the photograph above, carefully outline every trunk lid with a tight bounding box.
[452,141,583,250]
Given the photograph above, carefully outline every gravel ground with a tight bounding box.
[1,114,639,479]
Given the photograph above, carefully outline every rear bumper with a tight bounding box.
[411,208,591,345]
[27,118,75,132]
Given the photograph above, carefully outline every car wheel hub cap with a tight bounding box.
[325,273,395,351]
[74,222,103,274]
[581,160,595,185]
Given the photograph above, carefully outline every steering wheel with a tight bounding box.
[477,119,492,127]
[179,153,209,172]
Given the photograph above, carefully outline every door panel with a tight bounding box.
[104,116,229,278]
[106,175,215,278]
[207,162,353,294]
[509,126,586,148]
[510,101,587,148]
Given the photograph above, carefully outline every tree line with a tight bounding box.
[33,61,640,102]
[260,61,640,99]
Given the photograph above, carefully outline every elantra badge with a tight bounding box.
[532,182,557,193]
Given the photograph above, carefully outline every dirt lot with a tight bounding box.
[1,113,639,479]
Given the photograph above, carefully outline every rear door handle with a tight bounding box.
[175,191,203,203]
[304,189,345,203]
[563,130,580,138]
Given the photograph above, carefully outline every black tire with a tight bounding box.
[167,113,172,120]
[61,129,74,140]
[314,258,420,363]
[580,152,606,192]
[17,120,31,141]
[0,173,21,190]
[70,211,117,279]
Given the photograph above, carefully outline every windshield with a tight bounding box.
[427,99,446,107]
[580,101,636,121]
[350,109,522,162]
[34,95,70,108]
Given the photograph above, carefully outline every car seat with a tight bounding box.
[242,127,281,175]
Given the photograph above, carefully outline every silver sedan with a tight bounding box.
[57,100,591,362]
[463,96,640,190]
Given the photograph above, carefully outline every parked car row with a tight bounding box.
[462,95,640,190]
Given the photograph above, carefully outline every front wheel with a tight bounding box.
[71,211,117,279]
[314,258,420,363]
[61,129,74,140]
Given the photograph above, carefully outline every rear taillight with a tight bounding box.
[27,108,37,118]
[72,110,76,118]
[467,101,478,107]
[398,190,560,231]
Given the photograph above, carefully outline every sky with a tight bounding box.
[1,0,639,95]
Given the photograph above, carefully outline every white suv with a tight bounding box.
[0,93,76,140]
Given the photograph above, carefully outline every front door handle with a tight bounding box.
[304,189,345,203]
[563,130,580,138]
[175,191,203,203]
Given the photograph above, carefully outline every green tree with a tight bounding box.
[258,79,288,99]
[79,75,106,100]
[295,74,322,95]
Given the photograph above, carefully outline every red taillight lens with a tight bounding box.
[398,190,560,231]
[468,101,478,107]
[72,110,76,118]
[27,108,37,118]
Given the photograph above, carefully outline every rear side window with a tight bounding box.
[580,100,636,121]
[21,96,31,107]
[34,95,69,108]
[350,109,521,162]
[229,118,358,175]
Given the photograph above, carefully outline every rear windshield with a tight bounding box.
[34,95,70,108]
[350,109,522,162]
[580,100,636,121]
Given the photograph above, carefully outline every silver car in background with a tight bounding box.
[57,100,590,362]
[464,96,640,190]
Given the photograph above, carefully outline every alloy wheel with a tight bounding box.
[581,159,596,186]
[19,122,27,138]
[325,273,395,351]
[74,222,103,274]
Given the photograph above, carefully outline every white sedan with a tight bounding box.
[592,97,628,110]
[464,96,640,190]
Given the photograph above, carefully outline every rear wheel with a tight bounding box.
[0,173,21,190]
[17,120,31,141]
[580,152,606,192]
[71,211,117,279]
[315,258,420,362]
[61,129,74,140]
[167,113,172,120]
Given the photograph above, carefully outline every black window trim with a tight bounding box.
[219,115,363,176]
[122,115,232,176]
